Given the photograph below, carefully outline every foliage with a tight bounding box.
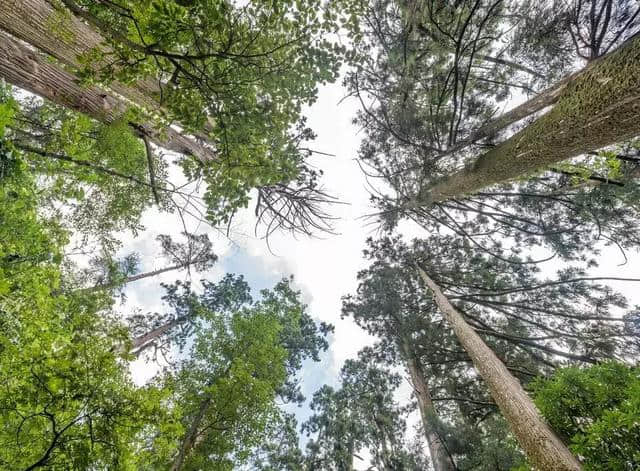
[134,276,331,469]
[71,0,346,229]
[303,348,423,470]
[4,92,165,252]
[0,125,168,469]
[533,362,640,470]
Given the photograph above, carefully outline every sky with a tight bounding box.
[118,78,381,435]
[115,68,640,466]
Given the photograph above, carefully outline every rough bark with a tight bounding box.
[417,266,582,471]
[418,32,640,204]
[0,0,158,109]
[401,338,456,471]
[0,31,215,162]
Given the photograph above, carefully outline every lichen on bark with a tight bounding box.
[424,33,640,204]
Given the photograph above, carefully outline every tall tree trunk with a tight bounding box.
[416,266,582,471]
[130,313,191,353]
[0,31,215,162]
[171,395,212,471]
[414,32,640,205]
[82,263,185,294]
[372,416,394,471]
[0,0,217,143]
[400,338,457,471]
[476,53,546,80]
[0,0,158,110]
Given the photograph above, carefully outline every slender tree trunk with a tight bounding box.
[0,31,215,162]
[414,32,640,205]
[416,266,582,471]
[82,263,185,294]
[171,395,212,471]
[401,338,456,471]
[476,53,546,80]
[130,314,190,353]
[373,417,394,471]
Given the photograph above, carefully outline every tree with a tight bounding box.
[303,348,426,470]
[1,89,169,251]
[0,119,173,470]
[344,232,640,469]
[0,0,346,235]
[416,32,640,204]
[342,244,462,471]
[133,277,331,470]
[345,0,640,215]
[416,265,582,471]
[76,232,217,295]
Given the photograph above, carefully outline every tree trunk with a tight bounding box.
[476,54,546,80]
[0,31,215,162]
[171,395,212,471]
[82,263,185,294]
[416,266,582,471]
[131,314,190,353]
[401,338,457,471]
[416,32,640,204]
[0,0,158,110]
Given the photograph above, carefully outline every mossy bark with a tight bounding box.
[417,267,582,471]
[422,32,640,204]
[0,31,214,161]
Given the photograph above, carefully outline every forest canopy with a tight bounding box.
[0,0,639,469]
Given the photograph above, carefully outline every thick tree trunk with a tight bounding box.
[416,32,640,204]
[416,266,582,471]
[401,338,456,471]
[0,0,157,110]
[0,31,215,162]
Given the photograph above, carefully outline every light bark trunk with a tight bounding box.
[0,31,215,162]
[416,266,582,471]
[415,32,640,204]
[401,338,456,471]
[81,263,185,295]
[130,314,190,353]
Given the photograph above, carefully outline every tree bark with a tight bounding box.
[81,263,185,295]
[415,32,640,204]
[0,31,215,162]
[416,266,582,471]
[0,0,158,110]
[131,314,191,353]
[400,338,456,471]
[171,395,212,471]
